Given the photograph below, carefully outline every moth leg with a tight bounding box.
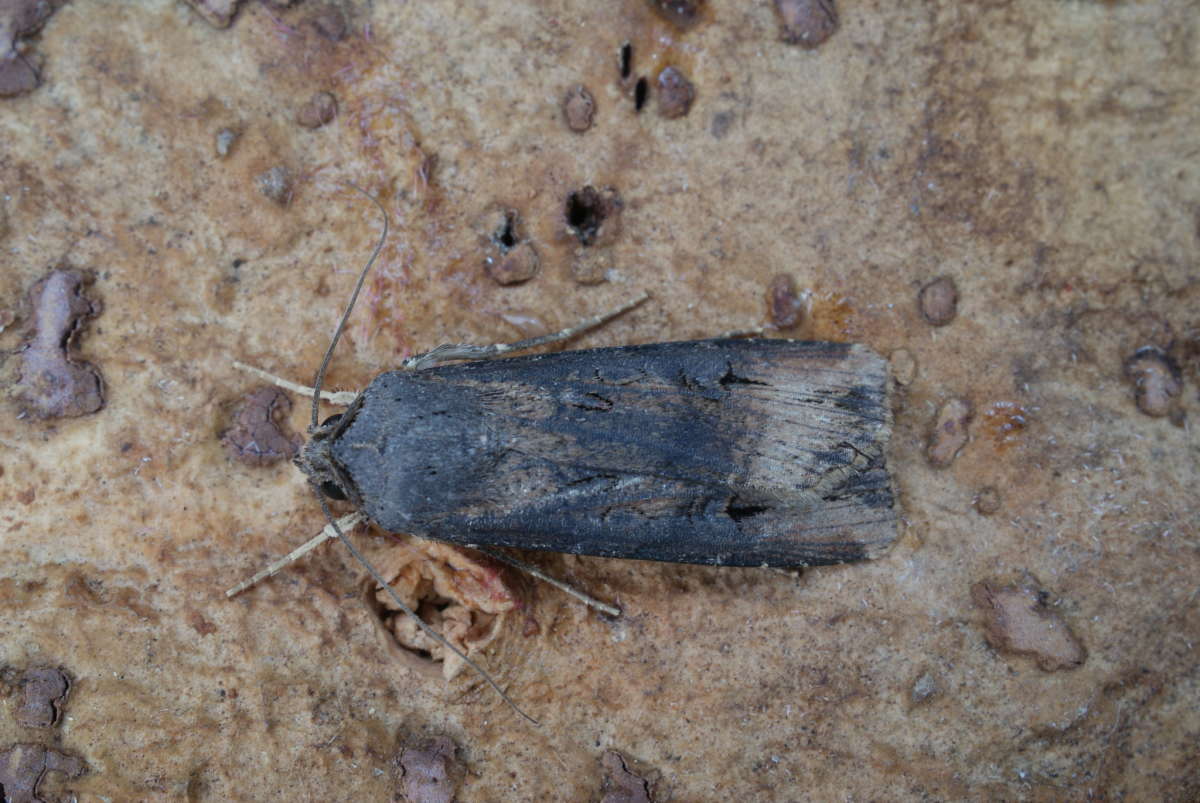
[474,546,621,617]
[403,292,650,371]
[233,361,357,405]
[225,512,365,597]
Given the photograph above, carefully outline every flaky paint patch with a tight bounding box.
[371,541,517,680]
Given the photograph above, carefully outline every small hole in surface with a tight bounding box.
[634,77,649,112]
[619,42,632,79]
[494,211,518,251]
[565,187,605,246]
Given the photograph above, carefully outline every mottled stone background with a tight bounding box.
[1,0,1196,799]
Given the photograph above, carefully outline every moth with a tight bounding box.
[230,187,899,720]
[302,337,897,569]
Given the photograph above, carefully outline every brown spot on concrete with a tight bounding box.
[1124,346,1182,418]
[181,0,242,28]
[62,571,101,607]
[0,743,86,803]
[187,610,217,637]
[904,19,1052,246]
[566,186,623,247]
[774,0,838,48]
[973,486,1001,516]
[656,66,695,119]
[256,166,293,206]
[980,401,1026,452]
[647,0,704,30]
[15,667,70,728]
[926,397,972,467]
[109,586,160,623]
[11,269,105,419]
[220,386,302,467]
[0,0,66,98]
[710,111,733,139]
[395,736,461,803]
[765,273,804,329]
[918,276,958,326]
[16,486,34,505]
[296,91,337,129]
[563,84,596,132]
[306,4,347,41]
[971,579,1086,672]
[600,750,659,803]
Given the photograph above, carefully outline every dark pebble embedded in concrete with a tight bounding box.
[889,348,917,386]
[297,91,337,128]
[257,166,293,205]
[397,736,461,803]
[16,667,71,728]
[0,743,87,803]
[774,0,838,48]
[657,66,695,119]
[974,486,1001,516]
[600,750,656,803]
[918,276,958,326]
[1124,346,1182,418]
[12,269,105,419]
[927,396,972,467]
[766,273,804,329]
[563,84,596,132]
[221,386,303,466]
[486,241,540,285]
[971,579,1086,672]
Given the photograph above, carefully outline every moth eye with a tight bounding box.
[320,413,343,428]
[319,480,347,501]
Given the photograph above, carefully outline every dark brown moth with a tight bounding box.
[300,338,897,568]
[231,186,898,721]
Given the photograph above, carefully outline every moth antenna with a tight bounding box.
[315,494,539,725]
[311,182,389,432]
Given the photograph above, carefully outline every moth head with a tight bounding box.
[296,411,360,505]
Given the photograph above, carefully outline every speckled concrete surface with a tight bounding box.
[1,1,1197,799]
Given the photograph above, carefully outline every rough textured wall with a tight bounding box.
[0,0,1196,799]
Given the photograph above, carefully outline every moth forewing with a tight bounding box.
[319,338,898,568]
